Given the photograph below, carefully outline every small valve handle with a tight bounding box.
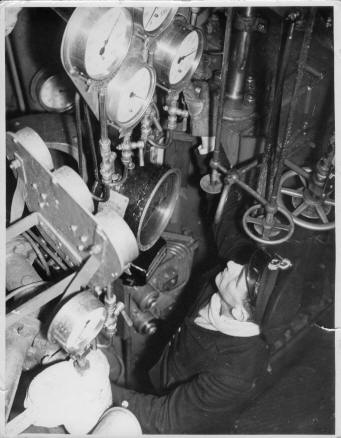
[114,301,133,327]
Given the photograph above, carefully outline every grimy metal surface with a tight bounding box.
[118,164,181,250]
[6,130,136,287]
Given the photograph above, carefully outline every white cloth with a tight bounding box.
[194,292,260,337]
[24,349,112,434]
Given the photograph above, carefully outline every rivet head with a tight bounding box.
[10,159,21,170]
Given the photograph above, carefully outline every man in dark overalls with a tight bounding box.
[111,248,280,434]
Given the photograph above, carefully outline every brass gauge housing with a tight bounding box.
[152,20,204,90]
[61,7,133,81]
[106,57,156,130]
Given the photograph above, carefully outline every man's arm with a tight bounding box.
[111,369,255,434]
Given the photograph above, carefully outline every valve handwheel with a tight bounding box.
[242,204,295,245]
[278,167,335,231]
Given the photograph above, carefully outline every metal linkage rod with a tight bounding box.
[263,18,296,201]
[271,8,316,201]
[211,8,233,180]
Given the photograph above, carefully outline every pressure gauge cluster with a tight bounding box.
[60,7,203,129]
[61,7,156,130]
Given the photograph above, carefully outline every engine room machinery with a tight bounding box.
[4,4,335,435]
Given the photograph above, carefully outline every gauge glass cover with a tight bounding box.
[39,75,74,112]
[169,31,199,85]
[143,7,174,32]
[84,8,132,79]
[114,67,153,125]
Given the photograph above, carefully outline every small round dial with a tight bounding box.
[115,68,152,125]
[169,31,199,85]
[106,59,156,129]
[61,7,133,81]
[30,69,74,112]
[39,75,74,112]
[142,7,177,35]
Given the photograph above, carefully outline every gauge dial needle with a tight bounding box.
[129,92,144,100]
[99,28,115,56]
[177,50,197,64]
[145,8,157,28]
[99,16,120,56]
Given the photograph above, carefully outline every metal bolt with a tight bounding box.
[94,286,102,296]
[16,325,24,334]
[10,159,21,170]
[90,244,102,255]
[80,235,88,243]
[78,244,85,251]
[32,183,38,190]
[41,193,48,201]
[245,94,255,105]
[71,225,78,233]
[257,23,265,32]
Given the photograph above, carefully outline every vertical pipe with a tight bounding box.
[98,88,113,187]
[190,8,201,26]
[99,88,108,141]
[5,36,26,113]
[75,93,84,178]
[264,19,296,200]
[225,8,253,101]
[212,8,233,167]
[271,8,316,201]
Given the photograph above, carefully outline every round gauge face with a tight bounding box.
[84,8,132,79]
[143,7,175,33]
[114,67,154,125]
[169,31,199,85]
[38,74,74,112]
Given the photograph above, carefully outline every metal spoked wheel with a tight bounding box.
[242,204,295,245]
[278,168,335,231]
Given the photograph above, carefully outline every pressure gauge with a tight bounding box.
[106,58,156,129]
[142,7,178,36]
[61,7,133,81]
[152,20,204,90]
[30,69,75,112]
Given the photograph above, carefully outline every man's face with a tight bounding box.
[215,261,248,308]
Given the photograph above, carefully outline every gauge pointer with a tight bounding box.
[177,50,197,64]
[145,8,157,28]
[129,92,144,100]
[99,16,120,56]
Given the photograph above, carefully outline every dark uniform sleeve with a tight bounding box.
[111,369,255,434]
